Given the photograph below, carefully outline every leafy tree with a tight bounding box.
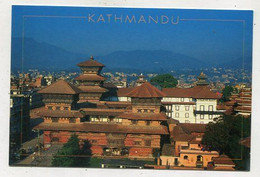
[202,115,251,170]
[52,134,92,167]
[150,74,178,88]
[221,85,234,102]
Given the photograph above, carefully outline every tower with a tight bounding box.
[75,56,108,102]
[196,72,209,86]
[136,73,146,86]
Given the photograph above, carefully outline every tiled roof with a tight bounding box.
[179,123,207,134]
[127,82,166,98]
[117,87,134,97]
[212,155,235,166]
[78,86,108,93]
[77,57,105,67]
[162,86,220,99]
[34,122,169,135]
[37,110,84,118]
[75,74,106,81]
[234,106,251,112]
[170,126,194,141]
[118,112,167,121]
[38,80,81,94]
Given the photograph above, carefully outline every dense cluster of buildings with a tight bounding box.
[27,56,250,170]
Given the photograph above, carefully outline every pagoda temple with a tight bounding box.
[75,56,108,102]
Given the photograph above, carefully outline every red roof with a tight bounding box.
[162,102,196,105]
[38,80,81,94]
[212,155,235,166]
[179,123,207,134]
[117,87,134,97]
[75,74,106,81]
[162,86,220,99]
[119,112,167,121]
[126,82,166,98]
[77,57,105,67]
[34,122,169,135]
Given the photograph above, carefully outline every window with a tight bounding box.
[184,155,188,160]
[91,140,97,143]
[180,98,184,102]
[137,109,142,113]
[56,106,61,110]
[185,106,189,111]
[175,106,179,111]
[146,121,151,126]
[144,109,148,113]
[145,140,151,146]
[133,141,141,145]
[185,120,190,123]
[52,137,59,142]
[209,114,213,120]
[208,105,213,111]
[150,110,154,113]
[200,114,204,119]
[200,105,205,111]
[185,113,189,118]
[52,118,59,123]
[131,120,137,125]
[69,119,76,123]
[64,107,69,110]
[175,113,179,118]
[47,106,52,110]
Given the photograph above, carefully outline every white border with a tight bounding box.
[0,0,259,177]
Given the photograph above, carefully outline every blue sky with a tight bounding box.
[12,6,253,64]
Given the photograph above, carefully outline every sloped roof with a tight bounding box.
[38,79,81,94]
[34,123,169,135]
[117,87,134,97]
[75,74,106,81]
[77,56,105,67]
[162,86,220,99]
[179,123,207,134]
[126,82,166,98]
[212,155,235,166]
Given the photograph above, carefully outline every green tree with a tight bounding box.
[150,74,178,88]
[221,85,234,102]
[52,134,92,167]
[202,115,251,170]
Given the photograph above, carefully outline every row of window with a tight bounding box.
[137,109,154,113]
[47,106,69,111]
[174,113,214,119]
[52,118,76,123]
[173,105,214,111]
[131,120,151,126]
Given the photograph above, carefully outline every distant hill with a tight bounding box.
[97,50,209,73]
[11,37,251,73]
[11,37,87,71]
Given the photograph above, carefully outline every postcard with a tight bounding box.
[9,5,253,173]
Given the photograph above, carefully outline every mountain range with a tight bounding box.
[11,38,252,73]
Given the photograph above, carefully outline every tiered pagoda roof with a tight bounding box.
[77,56,105,67]
[75,74,106,81]
[38,110,84,118]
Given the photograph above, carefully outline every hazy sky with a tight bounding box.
[12,6,253,64]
